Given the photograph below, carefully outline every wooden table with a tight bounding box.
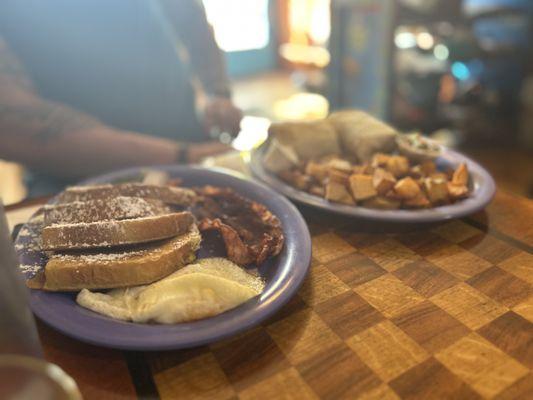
[6,190,533,400]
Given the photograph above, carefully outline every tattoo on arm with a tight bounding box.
[0,102,101,142]
[0,36,102,141]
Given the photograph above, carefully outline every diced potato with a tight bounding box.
[352,165,366,175]
[363,164,375,175]
[371,153,391,168]
[430,172,448,181]
[325,181,355,205]
[353,164,374,175]
[452,163,468,186]
[409,165,424,179]
[362,196,401,210]
[305,161,328,183]
[386,155,409,178]
[273,131,471,210]
[309,185,325,197]
[393,177,421,199]
[404,192,431,208]
[385,189,403,200]
[349,174,377,201]
[328,169,350,185]
[423,178,449,203]
[318,154,342,164]
[448,183,468,199]
[445,168,455,180]
[373,168,396,195]
[420,160,436,176]
[294,173,313,191]
[278,170,294,183]
[278,170,312,191]
[327,158,353,174]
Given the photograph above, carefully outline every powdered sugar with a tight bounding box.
[58,183,196,206]
[50,225,200,264]
[47,213,175,228]
[66,184,113,192]
[53,248,148,263]
[44,196,171,225]
[17,227,30,237]
[19,264,42,274]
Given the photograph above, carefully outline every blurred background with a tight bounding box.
[1,0,532,203]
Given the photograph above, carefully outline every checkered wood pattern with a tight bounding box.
[147,219,533,400]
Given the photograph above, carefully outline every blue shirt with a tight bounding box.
[0,0,202,141]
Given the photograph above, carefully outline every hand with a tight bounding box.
[186,141,232,163]
[203,97,243,137]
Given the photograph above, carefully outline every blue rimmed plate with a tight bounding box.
[250,145,495,223]
[16,166,311,350]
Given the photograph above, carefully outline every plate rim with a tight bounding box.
[249,145,496,223]
[17,166,312,350]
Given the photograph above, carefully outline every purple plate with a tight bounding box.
[15,166,311,350]
[250,145,496,223]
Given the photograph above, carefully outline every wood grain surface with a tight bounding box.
[8,190,533,399]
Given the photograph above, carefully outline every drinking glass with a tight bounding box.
[0,203,82,400]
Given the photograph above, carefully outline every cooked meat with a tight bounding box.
[192,186,284,265]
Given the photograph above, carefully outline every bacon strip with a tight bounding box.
[193,186,284,265]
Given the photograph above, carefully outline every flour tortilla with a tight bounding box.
[263,138,300,174]
[268,119,340,160]
[328,110,398,162]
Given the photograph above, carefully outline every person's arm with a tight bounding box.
[159,0,243,136]
[0,37,187,179]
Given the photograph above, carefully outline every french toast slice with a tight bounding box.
[29,225,202,291]
[44,196,172,225]
[41,212,194,251]
[57,183,196,206]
